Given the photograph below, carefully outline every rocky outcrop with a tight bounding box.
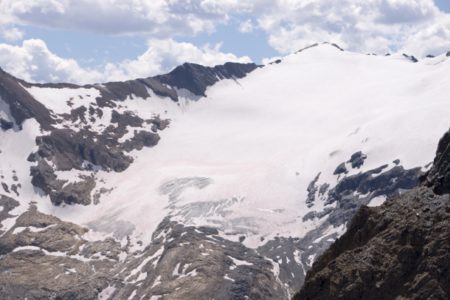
[294,130,450,300]
[109,218,287,300]
[155,62,259,97]
[424,130,450,194]
[0,202,122,299]
[29,110,163,205]
[0,199,287,300]
[0,68,53,129]
[403,53,419,63]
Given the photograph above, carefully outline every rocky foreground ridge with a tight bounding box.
[294,130,450,300]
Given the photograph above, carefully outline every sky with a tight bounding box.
[0,0,449,84]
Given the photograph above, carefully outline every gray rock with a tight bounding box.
[333,162,347,175]
[347,151,367,169]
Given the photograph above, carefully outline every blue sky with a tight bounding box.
[0,0,449,83]
[436,0,450,11]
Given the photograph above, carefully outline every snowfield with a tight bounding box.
[4,43,450,250]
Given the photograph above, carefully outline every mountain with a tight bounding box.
[294,130,450,300]
[0,43,450,299]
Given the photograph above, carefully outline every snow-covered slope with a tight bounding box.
[1,44,450,299]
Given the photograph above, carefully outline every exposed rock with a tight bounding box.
[347,151,367,169]
[0,203,123,300]
[306,173,321,208]
[50,175,96,205]
[121,130,160,152]
[328,43,344,51]
[108,218,287,300]
[0,194,20,234]
[403,54,419,63]
[35,129,133,172]
[294,130,450,300]
[327,165,420,206]
[155,62,259,98]
[295,187,449,300]
[295,43,319,54]
[0,202,287,300]
[30,160,96,205]
[333,162,347,175]
[0,118,13,130]
[0,68,54,129]
[111,110,144,127]
[424,130,450,194]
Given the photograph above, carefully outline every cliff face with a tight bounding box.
[294,130,450,300]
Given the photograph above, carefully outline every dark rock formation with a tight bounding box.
[155,62,259,97]
[306,173,321,208]
[403,54,419,63]
[347,151,367,169]
[0,195,20,235]
[35,129,133,172]
[0,68,53,129]
[0,118,14,130]
[30,160,96,205]
[333,162,347,175]
[424,130,450,194]
[294,130,450,300]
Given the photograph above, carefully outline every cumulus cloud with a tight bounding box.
[0,38,251,84]
[104,39,252,81]
[1,27,24,41]
[0,39,103,83]
[0,0,235,37]
[253,0,450,56]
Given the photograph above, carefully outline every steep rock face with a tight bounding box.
[155,62,259,97]
[294,130,450,300]
[424,130,450,194]
[0,68,53,129]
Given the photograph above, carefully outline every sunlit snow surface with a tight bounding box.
[5,44,450,249]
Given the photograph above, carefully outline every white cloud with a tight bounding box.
[1,27,24,41]
[239,19,255,33]
[252,0,450,56]
[0,0,233,37]
[104,39,252,81]
[0,39,103,83]
[0,38,252,84]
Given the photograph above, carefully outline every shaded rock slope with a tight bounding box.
[294,130,450,300]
